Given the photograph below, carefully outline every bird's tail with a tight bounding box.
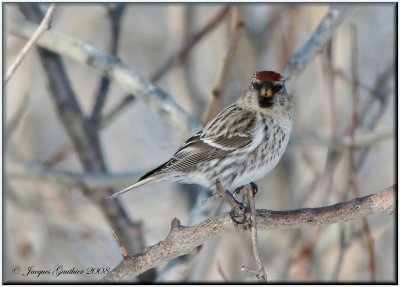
[107,174,165,201]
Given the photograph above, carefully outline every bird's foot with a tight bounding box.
[228,182,258,228]
[229,202,250,226]
[232,182,258,197]
[233,185,244,195]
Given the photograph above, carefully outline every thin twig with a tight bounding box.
[291,129,393,150]
[214,179,240,210]
[242,184,267,282]
[90,4,125,127]
[287,228,320,280]
[331,225,348,280]
[349,24,376,281]
[112,230,129,260]
[203,5,244,123]
[6,92,30,139]
[103,185,395,281]
[321,39,337,134]
[216,260,229,282]
[42,93,136,167]
[5,4,56,84]
[92,5,230,145]
[7,162,142,190]
[100,94,135,128]
[96,5,229,147]
[151,5,230,82]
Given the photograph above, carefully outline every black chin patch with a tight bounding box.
[258,96,274,108]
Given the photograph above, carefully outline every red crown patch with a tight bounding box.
[255,71,282,81]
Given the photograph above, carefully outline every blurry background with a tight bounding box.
[4,3,395,282]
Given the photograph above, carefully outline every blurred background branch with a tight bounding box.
[14,3,155,281]
[8,10,202,136]
[4,4,56,84]
[4,3,395,283]
[283,5,352,85]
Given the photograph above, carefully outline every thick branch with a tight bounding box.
[7,12,201,136]
[103,185,395,281]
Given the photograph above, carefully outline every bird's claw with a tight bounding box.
[233,185,244,195]
[229,203,251,227]
[250,182,258,195]
[228,182,259,228]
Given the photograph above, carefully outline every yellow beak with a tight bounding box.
[260,88,273,98]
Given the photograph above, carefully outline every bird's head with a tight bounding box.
[240,71,292,117]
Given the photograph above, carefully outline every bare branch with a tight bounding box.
[90,4,125,127]
[4,4,56,84]
[6,92,30,139]
[16,6,150,276]
[242,184,267,282]
[291,129,393,149]
[42,93,137,167]
[203,5,244,123]
[7,162,141,190]
[216,260,229,282]
[98,5,230,142]
[214,179,240,210]
[112,230,129,260]
[151,5,230,82]
[103,185,395,281]
[349,24,376,281]
[7,11,202,136]
[156,188,220,281]
[283,5,352,85]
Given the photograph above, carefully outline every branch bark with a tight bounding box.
[7,11,201,136]
[103,185,395,281]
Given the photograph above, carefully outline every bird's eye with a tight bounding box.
[273,84,283,92]
[252,82,261,90]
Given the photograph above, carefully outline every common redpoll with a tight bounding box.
[109,71,293,200]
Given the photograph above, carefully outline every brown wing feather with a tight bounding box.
[140,104,258,179]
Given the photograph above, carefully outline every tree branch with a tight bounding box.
[283,5,352,85]
[7,11,201,136]
[242,184,267,282]
[7,162,142,190]
[4,4,56,84]
[90,4,125,127]
[16,6,150,279]
[203,5,244,123]
[150,5,230,82]
[6,92,30,139]
[103,185,395,281]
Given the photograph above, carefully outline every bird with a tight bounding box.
[109,71,293,201]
